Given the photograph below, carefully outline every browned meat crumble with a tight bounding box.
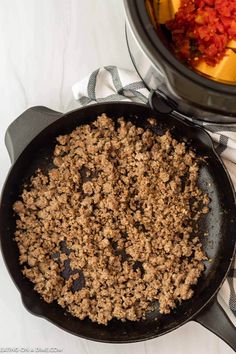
[13,114,209,325]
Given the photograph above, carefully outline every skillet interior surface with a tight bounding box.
[0,102,235,342]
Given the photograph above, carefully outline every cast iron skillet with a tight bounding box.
[0,102,236,350]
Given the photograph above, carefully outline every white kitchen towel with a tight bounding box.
[72,66,236,323]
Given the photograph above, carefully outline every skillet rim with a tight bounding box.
[0,102,236,342]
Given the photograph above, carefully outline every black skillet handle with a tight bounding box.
[194,298,236,351]
[5,106,63,164]
[148,89,178,114]
[148,90,196,123]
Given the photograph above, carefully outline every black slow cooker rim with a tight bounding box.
[124,0,236,95]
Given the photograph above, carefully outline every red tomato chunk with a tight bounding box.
[166,0,236,66]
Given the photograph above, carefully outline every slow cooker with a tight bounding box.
[124,0,236,123]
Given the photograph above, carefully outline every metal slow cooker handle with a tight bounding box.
[194,298,236,352]
[5,106,63,164]
[148,89,199,123]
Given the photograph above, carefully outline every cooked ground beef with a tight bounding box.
[13,114,209,325]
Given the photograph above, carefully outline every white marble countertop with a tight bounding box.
[0,1,234,353]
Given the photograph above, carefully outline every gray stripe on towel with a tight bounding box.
[215,135,229,154]
[87,69,99,101]
[105,66,123,92]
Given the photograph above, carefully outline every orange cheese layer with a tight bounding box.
[146,0,157,28]
[195,49,236,82]
[169,0,181,16]
[227,39,236,49]
[153,0,180,24]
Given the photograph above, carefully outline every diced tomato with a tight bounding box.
[166,0,236,67]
